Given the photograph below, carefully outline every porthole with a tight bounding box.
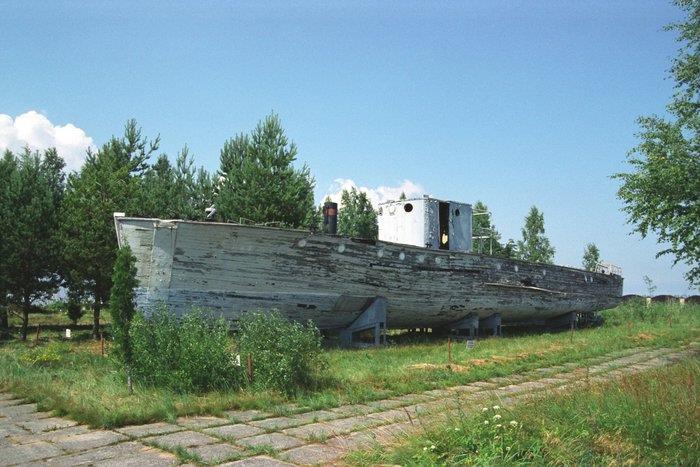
[514,265,519,273]
[297,239,307,247]
[542,269,547,277]
[454,209,460,216]
[377,249,385,258]
[399,252,406,261]
[496,263,502,271]
[417,254,425,263]
[435,257,443,265]
[404,203,413,213]
[337,244,346,253]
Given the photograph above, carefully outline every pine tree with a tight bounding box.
[516,206,555,264]
[471,201,513,258]
[582,243,601,271]
[61,120,158,339]
[4,149,65,340]
[338,187,378,239]
[0,151,18,338]
[109,245,139,391]
[216,114,316,228]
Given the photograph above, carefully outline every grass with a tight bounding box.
[346,357,700,465]
[0,301,697,428]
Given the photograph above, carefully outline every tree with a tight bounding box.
[398,191,407,201]
[61,120,158,339]
[516,206,555,264]
[471,201,514,258]
[582,243,600,271]
[338,187,378,239]
[0,151,19,338]
[138,146,213,221]
[643,275,657,296]
[613,0,700,287]
[4,149,65,340]
[216,113,316,228]
[109,245,139,392]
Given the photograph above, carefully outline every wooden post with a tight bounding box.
[569,319,574,343]
[35,325,40,344]
[247,354,253,383]
[447,337,452,365]
[100,332,105,356]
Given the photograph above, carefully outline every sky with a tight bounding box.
[0,0,695,295]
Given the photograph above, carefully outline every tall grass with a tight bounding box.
[0,302,697,427]
[348,358,700,465]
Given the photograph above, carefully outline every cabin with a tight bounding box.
[377,196,473,252]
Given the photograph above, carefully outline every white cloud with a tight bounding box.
[324,178,427,208]
[0,111,94,172]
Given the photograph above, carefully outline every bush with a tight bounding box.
[237,310,326,396]
[130,307,243,393]
[601,299,686,326]
[66,295,84,325]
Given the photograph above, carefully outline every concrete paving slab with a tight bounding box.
[328,404,374,417]
[176,415,231,429]
[289,410,337,424]
[365,399,406,411]
[249,416,303,431]
[52,429,127,453]
[225,410,272,423]
[282,443,345,464]
[237,433,304,450]
[0,440,64,466]
[144,430,219,450]
[33,441,177,466]
[116,422,183,438]
[220,455,294,466]
[204,423,264,440]
[189,442,244,464]
[325,430,377,451]
[18,417,77,434]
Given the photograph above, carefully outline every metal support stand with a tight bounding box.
[450,313,479,339]
[340,297,387,348]
[479,313,502,337]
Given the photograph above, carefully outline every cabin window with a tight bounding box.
[439,202,449,250]
[404,203,413,213]
[399,252,406,261]
[454,209,460,216]
[514,265,519,272]
[337,244,346,253]
[377,249,385,258]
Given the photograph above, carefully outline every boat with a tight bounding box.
[113,196,623,341]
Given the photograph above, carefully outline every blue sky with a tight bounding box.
[1,1,694,294]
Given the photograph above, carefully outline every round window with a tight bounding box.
[454,209,460,216]
[404,203,413,213]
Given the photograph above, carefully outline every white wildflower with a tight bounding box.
[482,407,489,412]
[431,445,436,450]
[509,420,518,427]
[454,427,461,432]
[483,420,489,425]
[493,405,500,410]
[423,446,428,451]
[496,424,502,428]
[506,446,511,451]
[493,414,502,420]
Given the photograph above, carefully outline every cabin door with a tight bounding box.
[439,202,449,250]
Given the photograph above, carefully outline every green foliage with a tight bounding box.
[109,246,138,367]
[516,206,555,264]
[2,149,65,340]
[61,120,158,337]
[600,299,684,326]
[66,292,85,325]
[216,113,316,228]
[582,242,600,271]
[0,151,18,336]
[471,201,514,258]
[130,308,242,393]
[237,311,326,396]
[138,146,213,220]
[338,187,378,239]
[614,0,700,287]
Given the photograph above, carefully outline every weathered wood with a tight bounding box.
[114,216,623,330]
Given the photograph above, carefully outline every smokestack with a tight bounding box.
[323,201,338,235]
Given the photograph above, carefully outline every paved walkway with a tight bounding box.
[0,344,696,466]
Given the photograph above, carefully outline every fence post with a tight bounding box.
[247,354,253,383]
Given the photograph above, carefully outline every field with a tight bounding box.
[0,301,697,429]
[347,358,699,465]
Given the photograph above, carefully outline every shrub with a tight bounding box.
[130,307,243,393]
[237,310,325,396]
[20,342,62,367]
[601,299,686,326]
[66,293,84,325]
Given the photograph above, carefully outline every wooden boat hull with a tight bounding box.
[115,217,623,329]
